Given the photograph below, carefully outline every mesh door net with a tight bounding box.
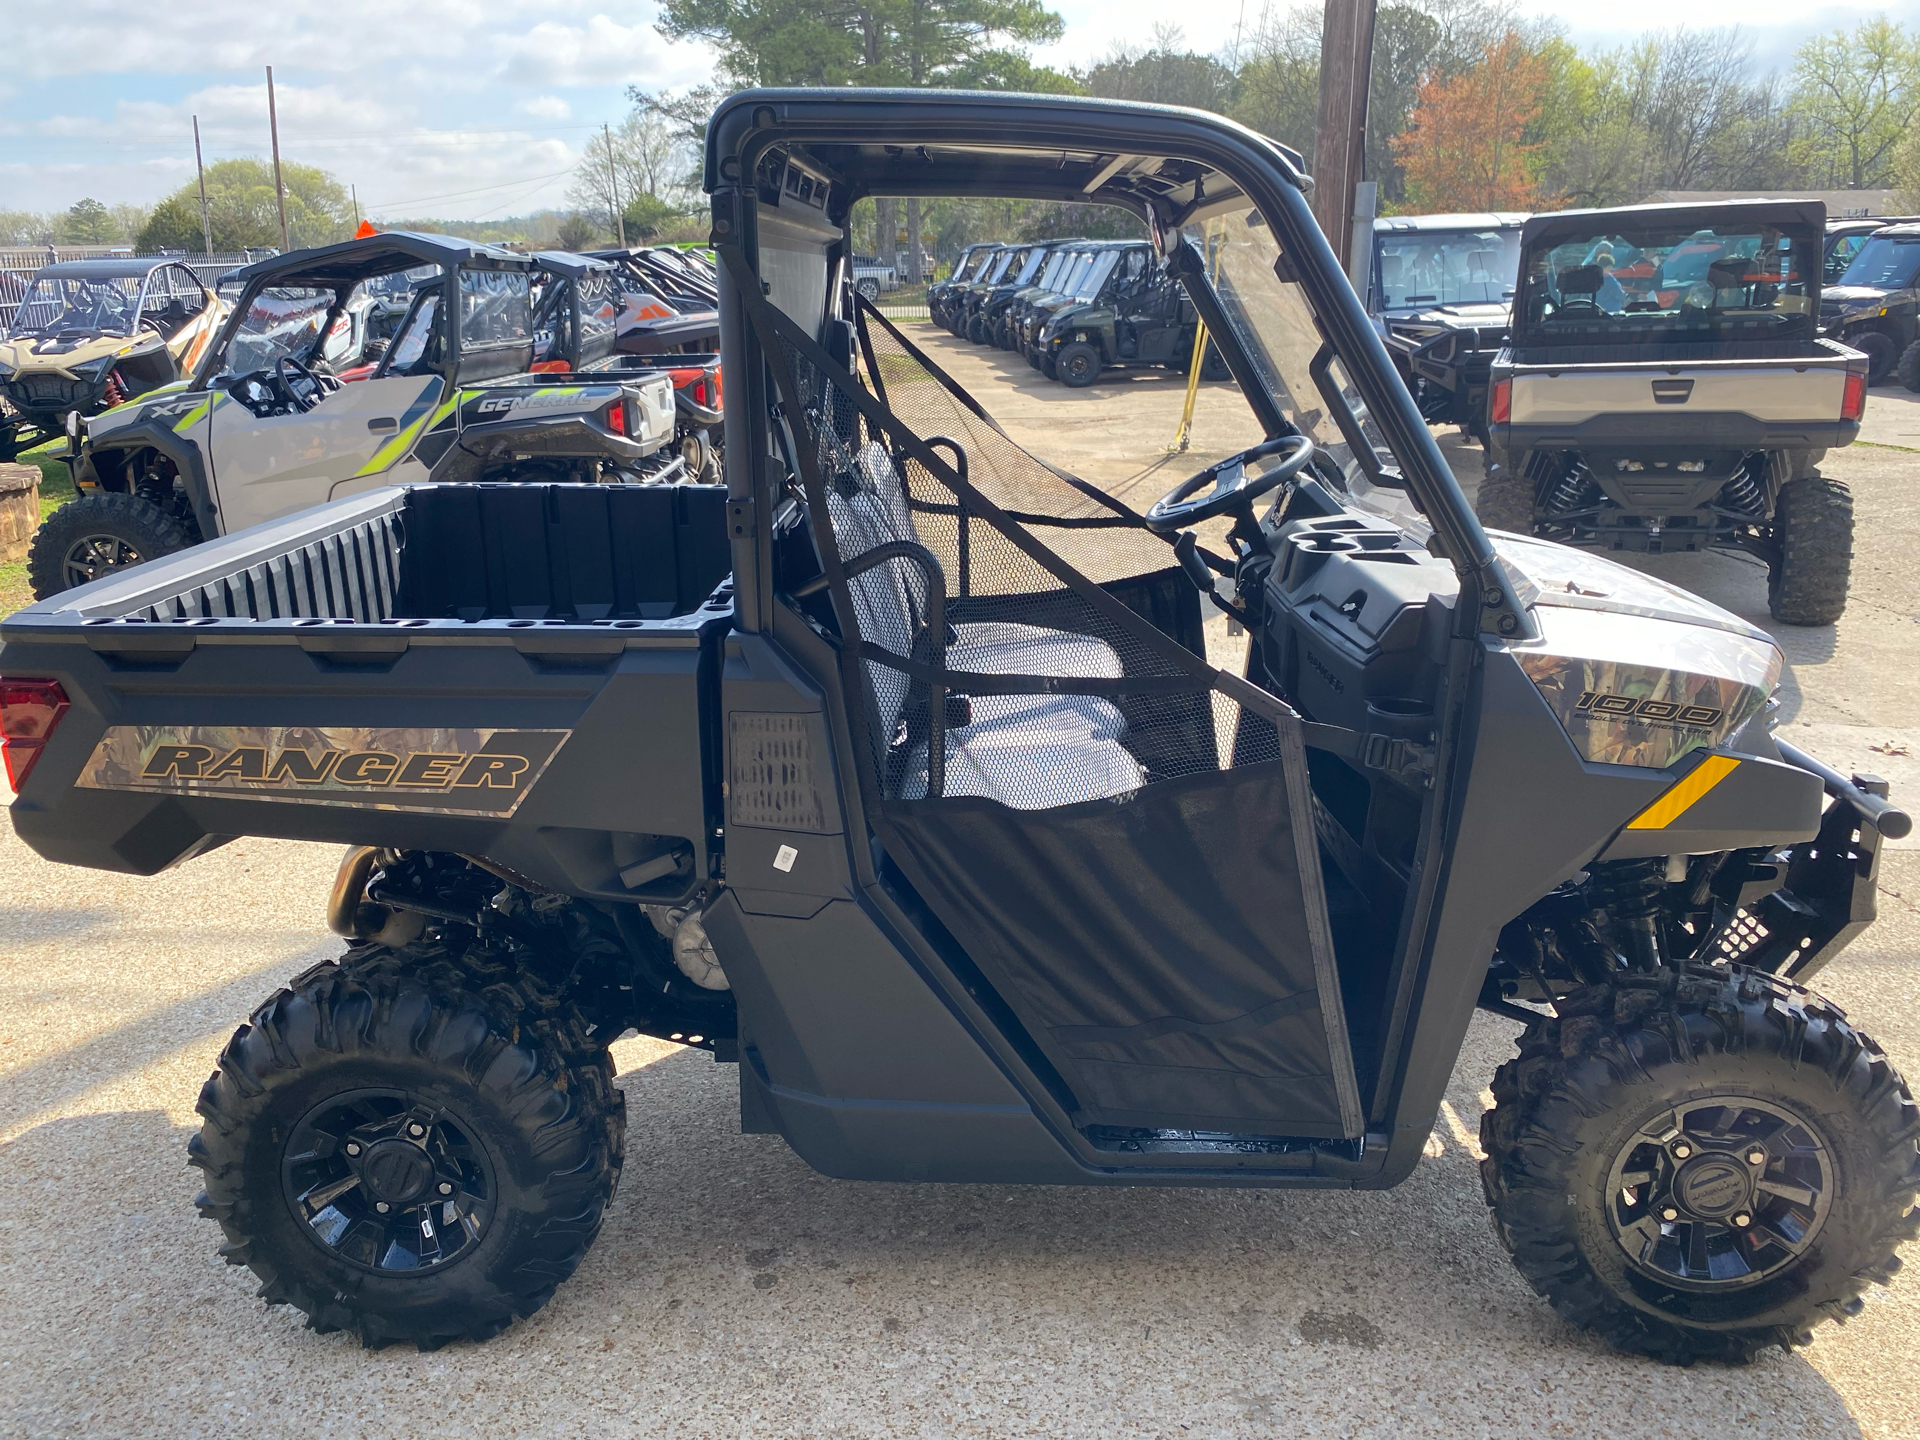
[733,253,1361,1138]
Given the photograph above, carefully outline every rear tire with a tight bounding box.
[1853,330,1896,385]
[1481,965,1920,1365]
[188,939,625,1350]
[27,491,194,600]
[1897,339,1920,394]
[1199,341,1232,381]
[1474,443,1536,534]
[1055,341,1102,388]
[1768,475,1853,626]
[966,314,988,345]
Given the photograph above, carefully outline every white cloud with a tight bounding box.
[519,95,573,120]
[498,15,709,88]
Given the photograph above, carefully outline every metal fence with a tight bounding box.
[0,247,260,330]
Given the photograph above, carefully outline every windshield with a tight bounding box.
[1071,251,1119,299]
[1837,234,1920,290]
[1374,228,1521,309]
[7,274,143,339]
[216,286,334,377]
[458,269,532,352]
[1012,248,1045,285]
[1035,252,1067,290]
[983,250,1016,284]
[1187,210,1399,500]
[1515,221,1816,348]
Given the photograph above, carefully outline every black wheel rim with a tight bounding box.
[1605,1095,1833,1290]
[1065,354,1093,381]
[62,534,145,588]
[282,1088,496,1274]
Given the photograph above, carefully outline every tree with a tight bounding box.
[1894,116,1920,211]
[1789,19,1920,190]
[655,0,1072,279]
[1081,26,1238,111]
[1392,30,1547,211]
[60,198,115,245]
[130,159,352,253]
[136,197,208,253]
[556,214,601,251]
[1231,5,1321,163]
[566,111,701,243]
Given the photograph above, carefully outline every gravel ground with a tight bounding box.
[2,344,1917,1438]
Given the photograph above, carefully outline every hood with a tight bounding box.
[1491,532,1783,771]
[0,332,155,375]
[1823,284,1896,309]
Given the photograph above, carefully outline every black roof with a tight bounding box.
[532,250,617,278]
[225,231,534,289]
[1521,199,1828,247]
[30,257,181,281]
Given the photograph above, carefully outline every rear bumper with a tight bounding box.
[1493,412,1858,454]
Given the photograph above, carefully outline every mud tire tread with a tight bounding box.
[27,491,194,600]
[189,939,625,1350]
[1768,475,1853,626]
[1479,964,1920,1365]
[1896,339,1920,394]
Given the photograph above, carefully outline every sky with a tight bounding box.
[0,0,1900,223]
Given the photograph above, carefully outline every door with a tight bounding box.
[744,267,1363,1140]
[206,372,446,534]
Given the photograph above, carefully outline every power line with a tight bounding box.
[365,166,579,211]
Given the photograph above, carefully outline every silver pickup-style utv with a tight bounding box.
[2,92,1914,1364]
[30,234,679,599]
[1479,201,1867,626]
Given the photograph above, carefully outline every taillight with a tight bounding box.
[1489,377,1512,425]
[1842,371,1866,421]
[605,398,627,435]
[0,678,70,791]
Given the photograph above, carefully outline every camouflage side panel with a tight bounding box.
[1515,606,1781,771]
[77,724,569,817]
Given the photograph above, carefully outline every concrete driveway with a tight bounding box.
[2,333,1917,1439]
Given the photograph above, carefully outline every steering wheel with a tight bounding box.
[276,355,323,413]
[1145,435,1315,533]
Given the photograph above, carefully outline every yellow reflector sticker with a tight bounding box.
[1626,754,1741,830]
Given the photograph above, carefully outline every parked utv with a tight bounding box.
[587,245,722,355]
[1819,221,1920,388]
[928,242,995,330]
[30,233,679,599]
[3,92,1914,1368]
[964,242,1047,344]
[949,243,1020,340]
[1042,244,1229,387]
[1480,201,1867,626]
[982,241,1079,348]
[0,258,227,460]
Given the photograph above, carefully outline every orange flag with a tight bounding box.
[355,219,378,239]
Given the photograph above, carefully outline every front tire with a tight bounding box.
[27,491,194,599]
[855,278,880,302]
[1481,965,1920,1365]
[1055,341,1101,387]
[1852,330,1896,385]
[1897,339,1920,394]
[188,940,625,1349]
[1768,474,1853,625]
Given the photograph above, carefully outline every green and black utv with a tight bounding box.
[2,91,1914,1368]
[1037,240,1228,386]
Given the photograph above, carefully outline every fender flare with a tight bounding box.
[84,416,217,539]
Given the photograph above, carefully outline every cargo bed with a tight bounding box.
[0,482,739,898]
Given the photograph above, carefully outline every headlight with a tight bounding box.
[69,355,116,381]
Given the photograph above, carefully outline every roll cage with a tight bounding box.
[194,232,539,391]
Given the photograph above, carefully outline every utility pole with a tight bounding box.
[604,124,627,249]
[266,66,290,251]
[193,114,214,260]
[351,185,360,228]
[1310,0,1376,275]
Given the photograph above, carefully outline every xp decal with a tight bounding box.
[77,725,569,816]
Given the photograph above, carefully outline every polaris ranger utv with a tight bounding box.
[1039,243,1230,387]
[3,91,1914,1364]
[1479,201,1868,626]
[29,234,680,599]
